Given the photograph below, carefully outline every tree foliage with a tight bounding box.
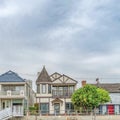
[71,84,110,110]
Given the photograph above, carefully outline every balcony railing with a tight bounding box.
[52,90,73,98]
[0,90,25,97]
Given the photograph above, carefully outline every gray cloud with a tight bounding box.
[0,0,120,86]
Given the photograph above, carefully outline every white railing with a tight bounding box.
[0,90,24,96]
[0,107,12,120]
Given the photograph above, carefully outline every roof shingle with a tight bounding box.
[36,66,52,83]
[0,70,25,82]
[91,83,120,93]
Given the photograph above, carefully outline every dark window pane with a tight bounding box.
[48,85,51,94]
[40,103,49,114]
[65,102,74,112]
[37,85,40,93]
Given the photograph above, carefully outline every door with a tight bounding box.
[108,105,114,115]
[2,100,11,109]
[13,105,23,116]
[54,103,60,114]
[12,99,23,116]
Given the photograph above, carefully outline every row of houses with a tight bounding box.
[0,66,120,116]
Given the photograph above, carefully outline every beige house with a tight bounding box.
[36,66,77,115]
[0,70,35,116]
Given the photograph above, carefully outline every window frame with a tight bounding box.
[48,84,51,94]
[40,103,49,114]
[65,102,74,113]
[42,84,46,94]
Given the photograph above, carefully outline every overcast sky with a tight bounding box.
[0,0,120,87]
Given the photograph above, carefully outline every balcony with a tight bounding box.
[52,90,73,98]
[0,90,25,98]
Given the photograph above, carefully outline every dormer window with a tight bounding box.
[42,84,46,94]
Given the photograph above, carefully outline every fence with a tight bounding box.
[25,109,120,116]
[19,111,120,120]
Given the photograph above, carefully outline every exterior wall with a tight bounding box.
[36,71,77,115]
[99,104,120,115]
[0,98,24,116]
[60,99,66,114]
[37,97,72,115]
[39,98,66,114]
[49,98,54,114]
[65,98,71,103]
[0,82,34,113]
[14,115,120,120]
[109,93,120,104]
[36,82,76,115]
[99,93,120,115]
[36,94,52,97]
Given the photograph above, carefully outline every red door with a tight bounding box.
[108,105,114,115]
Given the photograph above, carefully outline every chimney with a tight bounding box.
[96,78,99,84]
[81,80,86,87]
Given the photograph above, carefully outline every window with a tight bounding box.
[37,85,40,93]
[64,87,68,96]
[58,87,63,96]
[15,86,24,91]
[48,85,51,94]
[69,86,74,94]
[42,84,46,94]
[40,103,49,114]
[65,102,74,113]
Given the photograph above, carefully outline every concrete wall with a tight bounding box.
[14,115,120,120]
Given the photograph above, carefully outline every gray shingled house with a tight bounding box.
[82,80,120,115]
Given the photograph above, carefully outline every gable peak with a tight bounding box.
[36,66,52,83]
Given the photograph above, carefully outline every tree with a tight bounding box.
[71,84,110,113]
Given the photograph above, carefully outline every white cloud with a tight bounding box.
[0,3,18,17]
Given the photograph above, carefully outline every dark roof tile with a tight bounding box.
[0,70,25,82]
[36,66,52,83]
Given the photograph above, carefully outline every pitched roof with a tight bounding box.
[50,72,62,81]
[36,66,52,83]
[0,70,25,82]
[91,83,120,93]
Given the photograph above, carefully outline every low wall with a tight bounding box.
[20,115,120,120]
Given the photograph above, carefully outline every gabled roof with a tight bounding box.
[91,83,120,93]
[36,66,52,83]
[50,72,62,81]
[0,70,25,82]
[52,74,77,85]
